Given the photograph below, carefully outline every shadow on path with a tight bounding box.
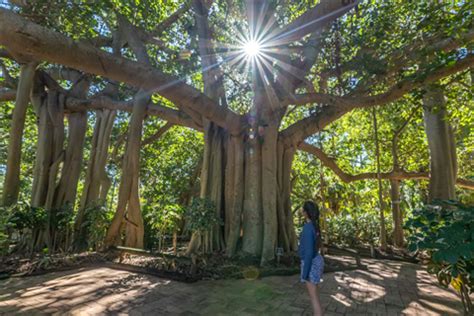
[0,259,465,315]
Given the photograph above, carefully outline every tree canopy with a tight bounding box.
[0,0,473,264]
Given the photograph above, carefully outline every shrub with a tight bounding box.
[7,202,47,232]
[405,201,473,314]
[0,202,47,253]
[184,198,222,233]
[0,209,10,256]
[83,202,113,251]
[325,211,392,247]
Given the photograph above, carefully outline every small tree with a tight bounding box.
[185,198,222,255]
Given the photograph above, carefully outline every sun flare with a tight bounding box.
[243,40,262,58]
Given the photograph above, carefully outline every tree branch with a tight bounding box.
[392,106,420,169]
[142,122,174,147]
[286,54,474,107]
[45,67,83,82]
[275,0,359,44]
[319,29,474,86]
[0,8,241,134]
[153,1,192,36]
[65,96,203,131]
[193,0,227,105]
[281,54,474,144]
[298,142,474,190]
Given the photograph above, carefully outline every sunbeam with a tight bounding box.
[243,40,262,58]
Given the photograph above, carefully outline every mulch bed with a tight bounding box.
[1,244,416,283]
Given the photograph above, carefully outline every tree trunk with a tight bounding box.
[2,62,36,206]
[260,124,279,265]
[187,122,226,255]
[390,179,404,247]
[423,85,457,202]
[53,111,87,208]
[372,108,387,251]
[30,90,65,208]
[104,93,147,249]
[73,108,116,250]
[241,130,263,257]
[186,0,228,255]
[186,122,298,263]
[53,78,90,210]
[224,134,244,256]
[29,88,65,251]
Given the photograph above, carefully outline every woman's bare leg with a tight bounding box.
[305,282,323,315]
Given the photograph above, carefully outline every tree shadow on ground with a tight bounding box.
[299,259,463,315]
[0,259,465,315]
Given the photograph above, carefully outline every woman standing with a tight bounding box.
[299,201,325,315]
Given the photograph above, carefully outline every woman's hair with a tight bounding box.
[303,200,321,250]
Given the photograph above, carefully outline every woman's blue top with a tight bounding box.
[298,222,318,280]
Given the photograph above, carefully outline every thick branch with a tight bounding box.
[117,16,176,56]
[298,142,474,190]
[65,96,202,131]
[45,67,83,82]
[0,8,241,133]
[193,0,227,105]
[281,54,474,144]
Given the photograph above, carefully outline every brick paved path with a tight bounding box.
[0,259,466,315]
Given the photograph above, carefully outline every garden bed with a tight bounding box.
[1,247,367,283]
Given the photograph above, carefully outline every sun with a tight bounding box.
[242,40,262,58]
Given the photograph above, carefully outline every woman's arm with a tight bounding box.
[301,225,315,280]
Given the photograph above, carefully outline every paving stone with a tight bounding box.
[0,260,468,315]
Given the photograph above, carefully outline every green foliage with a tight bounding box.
[184,198,222,233]
[143,203,183,250]
[7,202,47,232]
[0,209,10,256]
[406,201,474,304]
[145,203,182,235]
[326,211,393,247]
[50,203,75,232]
[140,124,203,248]
[0,202,47,253]
[83,202,113,251]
